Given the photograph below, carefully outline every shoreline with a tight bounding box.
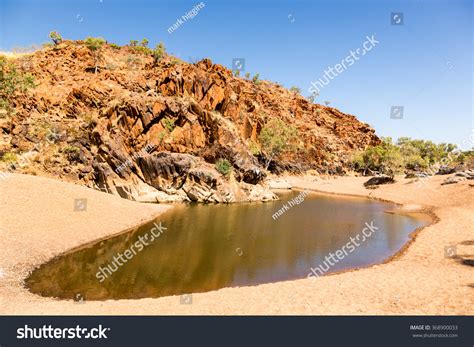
[285,184,440,266]
[266,182,439,289]
[1,173,472,315]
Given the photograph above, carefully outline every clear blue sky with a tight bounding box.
[1,0,472,148]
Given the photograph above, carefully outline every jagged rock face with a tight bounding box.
[93,151,277,203]
[0,41,379,203]
[138,152,195,191]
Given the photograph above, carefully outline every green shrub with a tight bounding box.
[84,37,106,51]
[63,145,81,162]
[158,131,166,143]
[129,40,138,47]
[249,140,261,156]
[396,137,458,165]
[351,138,402,177]
[49,31,62,45]
[152,42,166,64]
[0,56,36,112]
[126,55,140,68]
[351,137,464,177]
[109,43,121,50]
[290,86,301,94]
[252,73,260,83]
[162,117,175,133]
[170,57,184,65]
[215,158,233,176]
[259,118,298,169]
[245,72,250,79]
[1,152,18,163]
[84,37,106,73]
[455,150,474,165]
[404,154,428,170]
[133,46,151,54]
[141,38,149,47]
[0,99,9,115]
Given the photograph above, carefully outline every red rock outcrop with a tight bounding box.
[0,41,379,202]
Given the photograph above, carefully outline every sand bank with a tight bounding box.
[0,173,472,315]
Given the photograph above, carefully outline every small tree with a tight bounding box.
[152,42,166,64]
[259,119,298,169]
[290,86,301,94]
[84,37,106,73]
[234,70,240,77]
[49,31,62,45]
[129,40,138,47]
[252,73,260,83]
[141,38,149,47]
[245,72,250,79]
[352,138,403,177]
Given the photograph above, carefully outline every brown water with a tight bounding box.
[26,191,431,301]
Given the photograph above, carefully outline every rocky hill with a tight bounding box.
[0,40,379,203]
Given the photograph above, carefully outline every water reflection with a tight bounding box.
[26,191,431,300]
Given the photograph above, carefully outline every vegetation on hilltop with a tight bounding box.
[152,42,166,64]
[48,31,62,45]
[84,37,106,73]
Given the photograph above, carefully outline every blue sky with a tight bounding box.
[1,0,472,148]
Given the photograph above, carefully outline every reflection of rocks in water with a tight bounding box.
[26,193,430,301]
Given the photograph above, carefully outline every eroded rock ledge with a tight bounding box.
[94,151,277,203]
[1,41,380,203]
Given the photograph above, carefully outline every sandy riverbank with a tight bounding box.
[0,173,472,315]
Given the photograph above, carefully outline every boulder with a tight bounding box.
[267,178,293,190]
[242,167,265,184]
[455,171,474,179]
[455,172,470,178]
[405,171,429,179]
[241,182,278,202]
[364,175,395,187]
[441,176,466,185]
[436,166,455,175]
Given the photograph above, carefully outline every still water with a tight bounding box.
[26,191,431,300]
